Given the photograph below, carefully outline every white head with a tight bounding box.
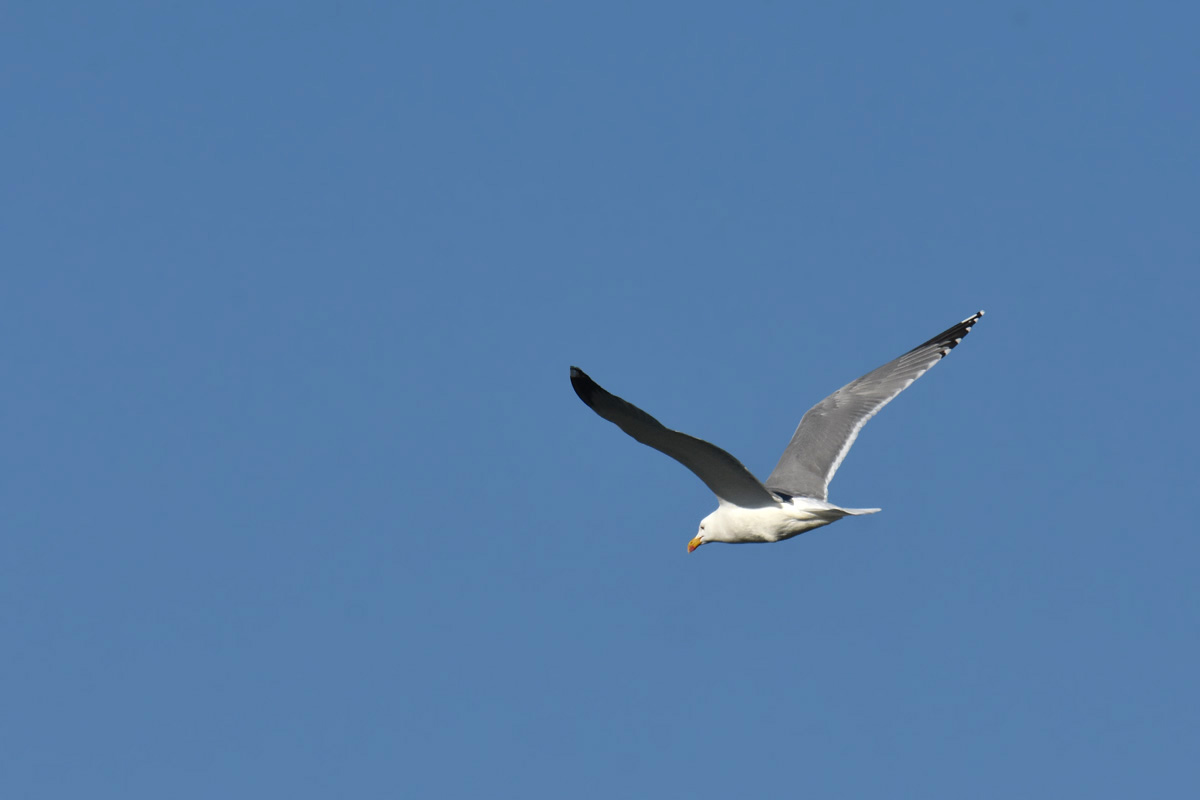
[687,510,723,553]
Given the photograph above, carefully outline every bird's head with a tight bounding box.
[688,513,717,553]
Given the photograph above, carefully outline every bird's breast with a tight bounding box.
[714,503,833,543]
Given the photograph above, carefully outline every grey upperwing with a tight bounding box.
[765,311,985,500]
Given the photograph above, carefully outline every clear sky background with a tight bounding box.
[4,2,1198,797]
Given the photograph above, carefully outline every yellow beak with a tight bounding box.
[688,536,703,553]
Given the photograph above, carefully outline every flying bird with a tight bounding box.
[570,311,984,552]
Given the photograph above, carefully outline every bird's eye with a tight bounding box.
[700,524,705,530]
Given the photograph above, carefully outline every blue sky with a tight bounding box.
[4,2,1198,797]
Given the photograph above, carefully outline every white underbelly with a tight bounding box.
[717,500,844,543]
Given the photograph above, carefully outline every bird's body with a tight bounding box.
[570,311,984,552]
[699,497,881,545]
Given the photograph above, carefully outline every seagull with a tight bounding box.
[570,311,984,552]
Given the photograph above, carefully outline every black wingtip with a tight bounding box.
[569,366,598,407]
[909,310,987,356]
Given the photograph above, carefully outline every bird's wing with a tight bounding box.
[765,311,985,500]
[570,367,779,508]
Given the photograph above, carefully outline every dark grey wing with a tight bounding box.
[765,311,985,500]
[570,367,778,508]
